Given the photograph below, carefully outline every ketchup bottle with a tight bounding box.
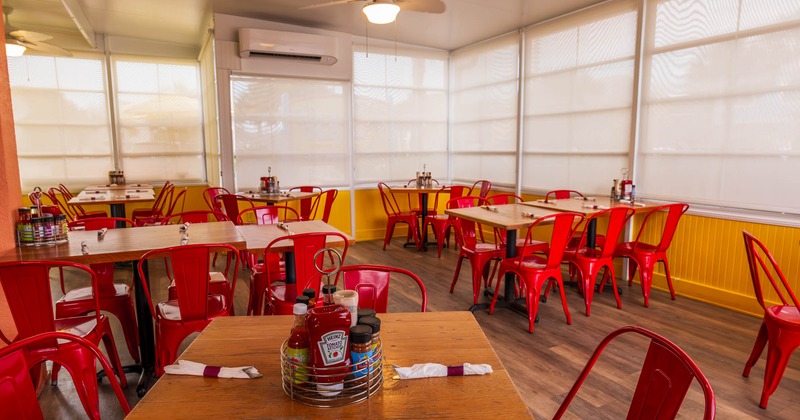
[286,303,309,384]
[306,304,351,396]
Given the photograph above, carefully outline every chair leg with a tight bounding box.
[489,268,507,315]
[383,221,396,250]
[662,258,677,300]
[555,276,572,326]
[627,258,638,286]
[525,284,540,334]
[450,256,465,294]
[111,300,141,363]
[57,348,103,420]
[759,326,800,408]
[743,322,767,377]
[100,330,128,388]
[605,265,622,309]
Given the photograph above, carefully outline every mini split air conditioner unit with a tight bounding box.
[238,28,339,65]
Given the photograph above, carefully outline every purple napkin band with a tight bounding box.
[203,365,222,377]
[447,365,464,376]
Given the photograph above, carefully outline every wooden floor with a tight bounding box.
[39,238,799,419]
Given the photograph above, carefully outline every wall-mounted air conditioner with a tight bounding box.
[238,28,339,65]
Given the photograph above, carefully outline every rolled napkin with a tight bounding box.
[521,211,537,218]
[619,199,646,207]
[582,203,610,210]
[573,196,596,201]
[392,363,493,380]
[535,199,555,204]
[164,360,262,379]
[482,205,498,212]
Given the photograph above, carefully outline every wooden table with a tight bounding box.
[389,185,448,251]
[0,221,247,396]
[445,204,558,312]
[84,183,154,190]
[126,311,531,419]
[70,187,156,218]
[236,190,319,205]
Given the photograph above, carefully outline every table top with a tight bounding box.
[236,191,318,204]
[126,311,532,419]
[0,221,246,264]
[236,220,354,252]
[84,183,154,190]
[445,203,559,231]
[68,188,155,206]
[520,197,660,215]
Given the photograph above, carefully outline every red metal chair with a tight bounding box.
[614,203,689,307]
[405,178,441,219]
[489,212,584,333]
[0,332,131,420]
[422,186,454,257]
[378,182,421,250]
[470,180,492,199]
[336,265,427,312]
[545,189,584,201]
[216,193,255,225]
[137,243,240,376]
[289,185,323,221]
[484,193,549,259]
[554,325,716,419]
[741,231,800,409]
[202,186,231,213]
[260,232,350,316]
[448,196,503,306]
[57,217,140,363]
[237,205,299,225]
[0,260,128,390]
[47,186,107,221]
[131,181,174,226]
[563,206,635,316]
[315,188,339,222]
[159,210,230,225]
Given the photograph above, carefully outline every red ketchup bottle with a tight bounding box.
[306,304,351,396]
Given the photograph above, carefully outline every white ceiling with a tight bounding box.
[4,0,605,51]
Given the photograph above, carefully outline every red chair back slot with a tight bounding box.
[237,205,299,225]
[202,187,231,212]
[336,265,427,313]
[216,194,254,224]
[545,189,584,201]
[289,185,323,220]
[471,180,492,198]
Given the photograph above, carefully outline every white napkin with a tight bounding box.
[163,360,262,379]
[619,199,646,207]
[573,196,596,201]
[535,199,555,204]
[582,203,610,210]
[392,363,493,380]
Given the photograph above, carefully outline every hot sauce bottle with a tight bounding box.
[306,304,351,396]
[286,303,309,384]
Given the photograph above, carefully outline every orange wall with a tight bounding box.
[0,10,22,254]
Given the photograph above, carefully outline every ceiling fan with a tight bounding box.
[301,0,446,24]
[4,6,71,57]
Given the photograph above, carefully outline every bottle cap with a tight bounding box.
[295,296,310,306]
[292,303,307,315]
[358,316,381,333]
[350,325,372,344]
[322,284,337,294]
[357,308,377,320]
[302,288,315,299]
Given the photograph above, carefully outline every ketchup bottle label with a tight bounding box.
[317,330,348,366]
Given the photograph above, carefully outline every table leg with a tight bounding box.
[419,193,428,251]
[134,259,155,397]
[110,203,127,229]
[470,229,534,320]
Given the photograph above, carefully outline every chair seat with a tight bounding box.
[59,283,130,302]
[518,255,548,270]
[268,284,298,315]
[767,305,800,325]
[473,243,502,252]
[156,295,227,321]
[53,316,100,338]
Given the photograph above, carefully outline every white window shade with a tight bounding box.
[450,33,520,187]
[353,45,448,186]
[9,54,113,190]
[230,76,350,191]
[639,0,800,214]
[522,0,637,195]
[113,57,205,183]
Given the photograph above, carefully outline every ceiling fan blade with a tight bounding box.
[299,0,362,10]
[10,29,53,43]
[14,39,72,57]
[397,0,446,14]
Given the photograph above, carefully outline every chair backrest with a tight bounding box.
[57,183,76,199]
[471,180,492,198]
[0,332,131,419]
[46,188,77,221]
[630,203,689,253]
[237,205,299,225]
[137,244,240,322]
[554,325,715,420]
[216,194,254,224]
[546,190,584,201]
[446,196,488,249]
[289,186,323,220]
[518,212,585,269]
[486,193,523,205]
[0,261,101,345]
[448,185,470,199]
[336,265,427,313]
[315,189,339,222]
[574,207,635,258]
[68,216,135,231]
[162,187,187,217]
[202,187,231,212]
[263,232,350,297]
[150,181,175,213]
[377,182,404,217]
[742,231,800,312]
[159,210,229,225]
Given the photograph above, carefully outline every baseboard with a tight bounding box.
[649,272,762,318]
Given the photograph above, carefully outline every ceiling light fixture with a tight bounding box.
[5,42,25,57]
[362,1,400,25]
